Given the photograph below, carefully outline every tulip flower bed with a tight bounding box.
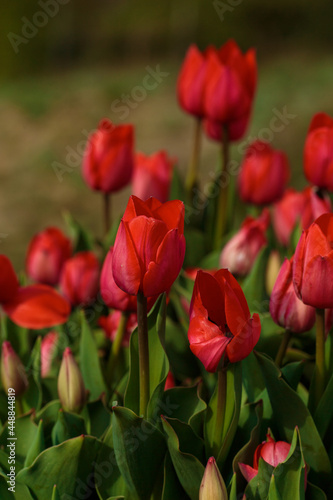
[1,40,333,500]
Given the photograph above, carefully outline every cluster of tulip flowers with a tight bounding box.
[1,39,333,499]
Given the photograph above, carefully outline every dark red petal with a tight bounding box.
[112,221,142,295]
[0,255,19,304]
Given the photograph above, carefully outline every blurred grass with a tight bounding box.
[1,51,333,269]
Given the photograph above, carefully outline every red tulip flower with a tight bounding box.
[82,119,134,193]
[60,251,100,306]
[220,209,270,277]
[304,112,333,191]
[0,255,70,329]
[270,257,315,333]
[26,227,72,286]
[112,196,186,297]
[188,269,261,372]
[99,311,137,347]
[132,151,176,203]
[293,213,333,308]
[238,140,290,205]
[204,39,257,141]
[239,435,291,482]
[177,44,210,118]
[272,187,331,247]
[41,331,59,378]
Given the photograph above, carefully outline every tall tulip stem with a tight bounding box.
[137,292,150,417]
[275,329,292,367]
[314,308,326,408]
[103,193,111,237]
[106,311,129,386]
[213,366,227,456]
[214,126,230,250]
[185,118,202,200]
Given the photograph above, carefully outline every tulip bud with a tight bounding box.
[1,341,28,396]
[132,151,176,203]
[60,251,100,306]
[304,112,333,191]
[57,347,85,413]
[26,227,72,286]
[199,457,228,500]
[41,331,59,378]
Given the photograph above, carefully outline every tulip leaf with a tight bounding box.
[314,370,333,440]
[35,400,61,447]
[51,484,61,500]
[162,417,205,463]
[79,312,107,401]
[63,210,94,252]
[242,246,270,312]
[268,475,282,500]
[0,471,34,499]
[170,165,185,202]
[305,481,328,499]
[255,313,284,359]
[0,411,38,468]
[228,473,238,500]
[82,397,111,438]
[255,352,331,483]
[125,295,168,415]
[162,452,189,500]
[16,435,101,499]
[24,419,45,467]
[21,336,43,413]
[162,416,204,500]
[112,406,166,500]
[281,361,305,392]
[244,457,274,499]
[95,423,129,499]
[51,409,86,445]
[183,227,207,268]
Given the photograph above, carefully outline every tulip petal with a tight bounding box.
[293,230,306,299]
[143,230,185,297]
[3,285,70,329]
[238,463,258,483]
[301,253,333,308]
[128,216,167,270]
[112,221,142,295]
[0,255,19,303]
[226,313,261,363]
[196,271,226,327]
[154,200,185,234]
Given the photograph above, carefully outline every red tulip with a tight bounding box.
[82,119,134,193]
[164,371,175,391]
[304,112,333,191]
[26,227,72,286]
[220,209,269,277]
[60,251,100,306]
[188,269,261,372]
[132,151,176,203]
[41,331,59,378]
[177,44,210,118]
[1,341,28,396]
[98,311,137,347]
[112,196,186,297]
[239,435,291,482]
[270,257,315,333]
[273,187,331,247]
[293,213,333,308]
[204,40,257,141]
[238,140,290,205]
[0,255,70,329]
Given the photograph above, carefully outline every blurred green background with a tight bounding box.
[1,0,333,267]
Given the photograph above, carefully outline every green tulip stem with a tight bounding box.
[16,397,23,417]
[185,118,202,199]
[137,292,150,418]
[103,193,111,237]
[213,126,229,250]
[106,311,130,386]
[213,366,227,456]
[314,308,326,407]
[275,329,292,367]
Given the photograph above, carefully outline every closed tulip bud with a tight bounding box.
[57,347,85,413]
[82,119,134,194]
[60,251,100,306]
[26,227,72,286]
[112,196,186,297]
[132,151,176,203]
[204,39,257,142]
[1,341,28,396]
[220,209,269,277]
[293,213,333,308]
[266,250,282,296]
[238,141,290,205]
[199,457,228,500]
[272,187,331,247]
[41,331,59,378]
[270,257,315,333]
[304,112,333,191]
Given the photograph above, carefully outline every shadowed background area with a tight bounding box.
[1,0,333,267]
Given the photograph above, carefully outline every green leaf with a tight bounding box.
[0,471,34,499]
[314,370,333,440]
[162,452,189,500]
[162,417,205,463]
[23,336,43,412]
[24,419,45,467]
[51,484,61,500]
[281,361,305,392]
[164,316,199,380]
[242,246,270,312]
[79,312,107,400]
[51,409,86,445]
[255,314,284,359]
[228,473,238,500]
[125,295,168,415]
[82,397,111,438]
[268,475,282,500]
[112,406,166,500]
[255,352,331,483]
[162,416,204,500]
[63,210,94,252]
[244,457,275,499]
[16,435,101,499]
[0,411,38,468]
[183,227,207,268]
[306,481,328,500]
[35,400,61,447]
